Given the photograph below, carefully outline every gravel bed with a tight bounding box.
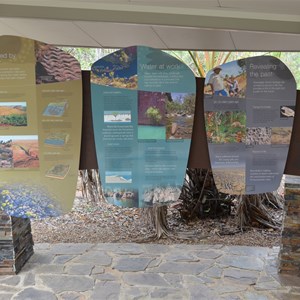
[31,196,281,248]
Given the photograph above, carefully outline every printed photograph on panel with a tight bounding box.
[35,41,81,84]
[166,92,195,140]
[91,46,137,89]
[142,185,181,206]
[0,102,27,127]
[271,127,293,144]
[12,135,39,168]
[245,127,272,146]
[205,111,246,144]
[213,167,246,195]
[204,60,246,98]
[138,91,166,140]
[280,105,295,118]
[104,188,138,207]
[105,171,132,184]
[104,111,131,123]
[0,137,13,168]
[0,183,62,218]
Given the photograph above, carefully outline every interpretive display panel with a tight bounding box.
[91,46,196,207]
[204,56,296,195]
[0,35,82,217]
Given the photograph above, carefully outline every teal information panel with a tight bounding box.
[0,35,82,218]
[204,56,296,195]
[91,46,196,207]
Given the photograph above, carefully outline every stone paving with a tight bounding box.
[0,243,299,300]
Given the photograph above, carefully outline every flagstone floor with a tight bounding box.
[0,243,299,299]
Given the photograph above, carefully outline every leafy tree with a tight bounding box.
[167,50,300,88]
[60,47,117,70]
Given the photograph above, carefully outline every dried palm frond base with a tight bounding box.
[236,192,283,230]
[137,205,209,242]
[179,168,234,221]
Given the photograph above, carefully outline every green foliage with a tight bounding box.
[60,47,117,70]
[166,94,195,115]
[145,106,162,125]
[166,100,181,113]
[181,94,196,115]
[167,50,300,88]
[59,47,300,88]
[0,114,27,126]
[205,111,246,144]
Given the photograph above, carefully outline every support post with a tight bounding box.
[279,175,300,276]
[0,210,34,275]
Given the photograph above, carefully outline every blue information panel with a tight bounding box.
[91,46,196,207]
[0,35,82,218]
[204,56,296,195]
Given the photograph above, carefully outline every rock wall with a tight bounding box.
[0,211,34,275]
[279,175,300,276]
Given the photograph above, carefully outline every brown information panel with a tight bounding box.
[0,35,82,218]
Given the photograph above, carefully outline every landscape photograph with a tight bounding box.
[0,102,27,127]
[104,188,138,207]
[212,167,246,195]
[104,111,131,123]
[271,127,293,144]
[12,135,39,168]
[105,171,132,184]
[166,92,195,140]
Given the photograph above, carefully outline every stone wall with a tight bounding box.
[0,211,34,275]
[279,175,300,276]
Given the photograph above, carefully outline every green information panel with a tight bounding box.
[91,46,196,207]
[0,35,82,218]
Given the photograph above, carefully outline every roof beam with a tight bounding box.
[0,3,300,34]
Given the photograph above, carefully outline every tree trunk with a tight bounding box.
[79,169,103,203]
[145,205,170,239]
